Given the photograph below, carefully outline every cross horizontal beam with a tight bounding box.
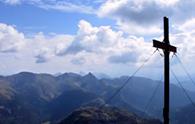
[153,40,177,53]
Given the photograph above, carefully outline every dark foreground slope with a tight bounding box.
[59,106,162,124]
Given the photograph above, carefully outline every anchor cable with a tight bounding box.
[174,54,195,88]
[143,79,162,114]
[99,49,158,108]
[143,49,163,114]
[170,68,195,109]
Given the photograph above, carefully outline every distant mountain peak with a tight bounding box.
[88,72,93,76]
[84,72,96,79]
[61,72,80,76]
[17,71,35,76]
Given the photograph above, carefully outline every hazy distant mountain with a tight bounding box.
[180,80,195,92]
[93,72,111,79]
[59,106,162,124]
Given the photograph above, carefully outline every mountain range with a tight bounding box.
[0,71,194,124]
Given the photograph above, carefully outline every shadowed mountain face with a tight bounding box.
[59,106,162,124]
[0,72,194,124]
[48,89,98,121]
[171,104,195,124]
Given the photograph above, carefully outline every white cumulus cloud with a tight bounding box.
[0,23,25,52]
[97,0,195,36]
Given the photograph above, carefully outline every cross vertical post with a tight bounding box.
[163,17,170,124]
[153,17,177,124]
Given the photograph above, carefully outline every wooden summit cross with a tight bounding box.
[153,17,177,124]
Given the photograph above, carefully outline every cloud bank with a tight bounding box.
[1,0,195,76]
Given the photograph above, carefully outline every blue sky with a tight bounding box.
[0,1,115,34]
[0,0,195,79]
